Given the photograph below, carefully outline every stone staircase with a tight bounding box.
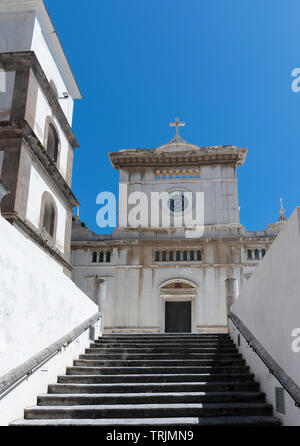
[11,333,280,426]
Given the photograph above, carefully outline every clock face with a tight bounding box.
[168,192,189,214]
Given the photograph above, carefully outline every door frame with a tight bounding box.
[159,279,197,333]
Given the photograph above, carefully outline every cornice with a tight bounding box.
[0,51,79,148]
[71,234,275,249]
[3,211,73,272]
[109,146,247,170]
[0,120,79,207]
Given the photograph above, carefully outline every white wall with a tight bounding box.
[72,246,241,333]
[230,207,300,425]
[121,163,239,227]
[26,165,67,253]
[33,86,70,179]
[31,15,74,124]
[0,213,98,377]
[0,324,100,426]
[0,10,74,123]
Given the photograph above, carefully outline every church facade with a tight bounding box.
[71,122,286,334]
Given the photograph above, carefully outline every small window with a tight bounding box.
[155,251,160,261]
[262,249,266,258]
[247,249,253,260]
[106,251,111,263]
[176,250,181,261]
[190,250,195,261]
[42,201,55,237]
[169,251,174,261]
[254,249,260,260]
[197,250,202,261]
[183,250,187,261]
[99,251,104,263]
[162,251,167,262]
[46,123,59,163]
[275,388,286,414]
[92,252,97,263]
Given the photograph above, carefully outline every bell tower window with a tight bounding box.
[46,123,59,163]
[42,201,56,237]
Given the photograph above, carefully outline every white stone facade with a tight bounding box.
[71,136,286,333]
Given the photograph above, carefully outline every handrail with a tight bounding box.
[0,312,102,399]
[228,312,300,408]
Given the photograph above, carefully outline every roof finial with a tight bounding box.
[278,198,287,221]
[169,117,185,137]
[76,206,80,217]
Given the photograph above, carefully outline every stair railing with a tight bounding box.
[228,312,300,408]
[0,312,102,400]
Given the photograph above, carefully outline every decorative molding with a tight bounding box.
[0,51,79,148]
[109,146,247,170]
[0,120,79,207]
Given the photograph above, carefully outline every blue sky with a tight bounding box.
[46,0,300,233]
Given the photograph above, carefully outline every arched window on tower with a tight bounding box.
[99,251,104,263]
[92,252,97,263]
[106,251,111,263]
[197,250,202,261]
[46,123,59,163]
[42,200,56,237]
[262,248,266,258]
[169,251,174,261]
[176,250,181,261]
[155,251,160,261]
[162,251,167,262]
[247,249,253,260]
[254,249,260,260]
[190,250,195,261]
[183,250,188,261]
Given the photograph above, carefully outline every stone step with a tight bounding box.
[73,359,245,368]
[37,391,265,406]
[90,343,237,351]
[101,335,230,340]
[10,415,281,426]
[24,402,274,420]
[58,373,255,384]
[93,339,235,348]
[48,381,260,395]
[80,352,242,361]
[87,346,238,354]
[66,365,249,376]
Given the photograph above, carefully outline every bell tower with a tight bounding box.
[0,0,81,274]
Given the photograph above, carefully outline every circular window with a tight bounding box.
[167,192,189,215]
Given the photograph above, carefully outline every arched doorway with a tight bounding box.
[159,279,197,333]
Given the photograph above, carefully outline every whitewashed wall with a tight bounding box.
[32,85,70,179]
[0,10,74,123]
[31,15,74,123]
[0,214,98,377]
[230,208,300,426]
[71,246,242,333]
[26,165,67,253]
[121,163,239,227]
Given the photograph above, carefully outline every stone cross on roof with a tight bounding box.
[169,117,185,136]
